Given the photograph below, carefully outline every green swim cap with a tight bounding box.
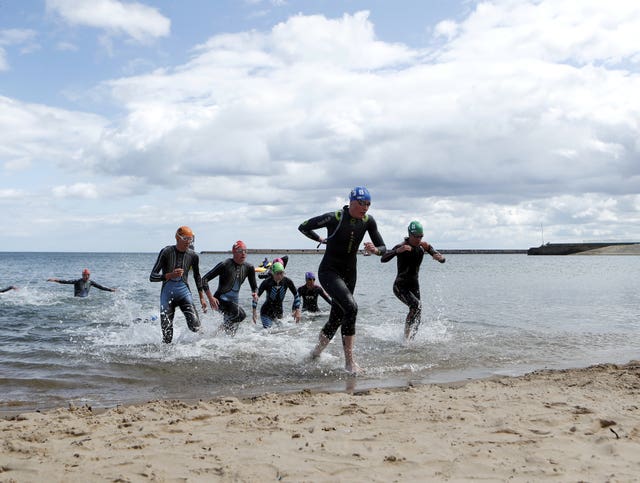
[271,262,285,274]
[408,220,423,236]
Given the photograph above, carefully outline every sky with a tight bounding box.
[1,0,639,252]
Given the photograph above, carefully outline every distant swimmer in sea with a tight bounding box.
[253,262,301,328]
[47,269,116,297]
[299,186,386,374]
[297,272,331,313]
[202,240,258,336]
[1,285,18,293]
[381,220,445,341]
[149,226,207,344]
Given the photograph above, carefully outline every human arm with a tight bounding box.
[47,278,75,284]
[319,286,332,305]
[421,241,446,263]
[286,279,301,322]
[0,286,17,293]
[252,279,267,324]
[380,242,410,263]
[190,253,207,312]
[90,281,116,292]
[202,262,224,310]
[364,216,387,256]
[298,212,336,245]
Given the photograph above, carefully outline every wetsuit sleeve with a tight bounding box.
[298,212,336,243]
[319,287,332,304]
[256,279,267,298]
[1,286,16,293]
[286,278,301,310]
[90,281,115,292]
[191,253,204,292]
[150,248,168,282]
[201,261,224,292]
[246,264,258,292]
[56,279,77,285]
[381,242,403,263]
[366,216,387,255]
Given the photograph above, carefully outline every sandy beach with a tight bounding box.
[1,362,639,482]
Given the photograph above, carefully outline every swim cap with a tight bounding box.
[305,271,315,280]
[82,268,90,275]
[176,226,194,238]
[408,220,423,236]
[349,186,371,202]
[232,240,247,252]
[271,262,284,274]
[273,258,283,264]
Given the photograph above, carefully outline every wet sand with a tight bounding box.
[2,361,640,482]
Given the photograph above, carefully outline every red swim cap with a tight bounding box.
[82,268,90,275]
[232,240,247,252]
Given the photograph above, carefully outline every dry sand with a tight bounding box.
[2,362,640,482]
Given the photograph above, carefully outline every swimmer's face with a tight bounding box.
[232,248,247,264]
[348,199,370,220]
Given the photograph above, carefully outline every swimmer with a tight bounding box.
[48,269,116,298]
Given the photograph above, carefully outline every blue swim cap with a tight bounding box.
[305,271,315,280]
[349,186,371,202]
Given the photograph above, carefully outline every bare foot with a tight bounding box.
[345,362,364,375]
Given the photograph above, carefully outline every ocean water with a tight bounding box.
[1,251,639,412]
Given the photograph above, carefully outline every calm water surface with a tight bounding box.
[1,252,638,411]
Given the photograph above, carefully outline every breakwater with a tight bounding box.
[527,242,640,255]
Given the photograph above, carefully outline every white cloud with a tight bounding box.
[3,2,640,250]
[46,0,170,42]
[52,182,99,199]
[0,29,38,70]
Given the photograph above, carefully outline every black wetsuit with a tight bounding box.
[297,284,331,312]
[298,205,386,338]
[202,258,257,334]
[1,286,16,293]
[150,245,204,343]
[255,276,300,328]
[381,239,441,339]
[54,279,114,297]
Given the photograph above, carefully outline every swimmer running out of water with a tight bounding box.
[381,220,445,341]
[298,186,386,374]
[149,226,207,343]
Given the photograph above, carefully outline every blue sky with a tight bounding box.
[1,0,639,252]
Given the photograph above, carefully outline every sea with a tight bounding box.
[1,251,639,412]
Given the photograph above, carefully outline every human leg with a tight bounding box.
[393,282,422,340]
[160,284,177,343]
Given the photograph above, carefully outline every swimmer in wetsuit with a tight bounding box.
[381,220,445,341]
[297,271,331,313]
[202,240,258,335]
[150,226,207,343]
[48,269,116,297]
[253,262,301,328]
[298,186,386,373]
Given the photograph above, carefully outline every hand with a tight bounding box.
[199,294,208,313]
[208,296,219,310]
[293,309,301,323]
[47,278,57,282]
[363,242,378,255]
[436,254,446,263]
[397,244,412,253]
[252,308,257,324]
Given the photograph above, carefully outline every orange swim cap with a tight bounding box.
[176,226,194,238]
[82,268,91,275]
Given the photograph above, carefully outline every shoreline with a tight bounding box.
[2,361,639,481]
